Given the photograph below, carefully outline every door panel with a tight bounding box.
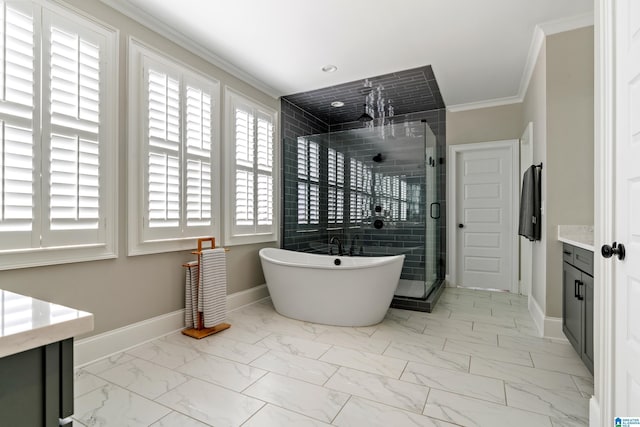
[456,146,514,290]
[614,0,640,415]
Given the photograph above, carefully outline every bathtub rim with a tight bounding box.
[259,247,405,270]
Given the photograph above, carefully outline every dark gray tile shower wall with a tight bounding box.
[280,65,447,300]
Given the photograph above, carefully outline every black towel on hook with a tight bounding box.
[518,165,541,241]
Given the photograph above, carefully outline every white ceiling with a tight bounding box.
[106,0,593,109]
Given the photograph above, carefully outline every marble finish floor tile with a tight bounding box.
[257,333,332,359]
[384,341,471,372]
[177,353,267,392]
[81,352,134,375]
[210,322,273,344]
[423,389,553,427]
[75,287,590,426]
[401,361,506,404]
[156,378,264,426]
[325,367,430,413]
[193,335,269,364]
[74,369,108,398]
[530,352,593,377]
[243,404,333,427]
[505,382,589,423]
[572,375,594,398]
[244,372,349,423]
[319,346,407,378]
[150,411,210,427]
[97,357,188,399]
[126,339,200,369]
[444,339,534,367]
[315,329,391,354]
[75,383,170,427]
[498,335,577,358]
[333,396,457,427]
[422,327,498,346]
[449,312,518,327]
[472,321,540,337]
[470,357,579,392]
[371,325,446,349]
[250,349,338,385]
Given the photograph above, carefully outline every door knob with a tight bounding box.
[458,224,464,228]
[601,242,626,261]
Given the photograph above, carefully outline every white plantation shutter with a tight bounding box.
[296,137,319,226]
[256,116,273,226]
[226,89,277,243]
[328,148,344,224]
[0,2,34,250]
[349,158,371,223]
[185,85,212,227]
[0,2,117,267]
[42,15,106,246]
[137,51,217,245]
[146,67,181,232]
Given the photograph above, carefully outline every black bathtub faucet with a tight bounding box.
[329,236,344,256]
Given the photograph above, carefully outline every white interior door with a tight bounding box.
[454,142,517,291]
[613,0,640,415]
[520,123,533,296]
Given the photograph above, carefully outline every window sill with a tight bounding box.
[0,245,117,271]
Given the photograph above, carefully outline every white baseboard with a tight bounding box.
[74,309,184,367]
[74,284,270,368]
[227,284,269,311]
[589,396,600,427]
[528,295,567,340]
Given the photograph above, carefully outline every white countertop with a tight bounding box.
[557,225,595,251]
[0,290,93,358]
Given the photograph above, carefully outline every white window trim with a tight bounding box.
[127,37,221,256]
[0,0,118,271]
[224,86,279,246]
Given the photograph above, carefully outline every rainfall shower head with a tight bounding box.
[357,104,373,122]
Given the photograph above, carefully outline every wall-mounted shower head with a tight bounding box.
[372,153,383,163]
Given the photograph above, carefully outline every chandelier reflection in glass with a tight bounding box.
[359,79,395,138]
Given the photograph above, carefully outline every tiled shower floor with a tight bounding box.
[73,287,592,426]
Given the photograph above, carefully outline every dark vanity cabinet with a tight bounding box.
[562,243,594,374]
[0,338,74,426]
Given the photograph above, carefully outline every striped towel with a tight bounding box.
[198,248,227,328]
[184,261,199,328]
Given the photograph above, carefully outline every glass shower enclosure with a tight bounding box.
[282,120,445,309]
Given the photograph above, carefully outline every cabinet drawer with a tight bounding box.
[574,247,594,275]
[563,244,574,264]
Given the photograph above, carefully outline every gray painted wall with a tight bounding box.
[448,27,594,323]
[0,0,278,338]
[446,104,523,146]
[545,26,595,318]
[522,40,549,314]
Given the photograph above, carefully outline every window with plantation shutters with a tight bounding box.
[297,137,319,226]
[327,147,344,225]
[349,158,371,224]
[0,1,117,269]
[225,88,277,245]
[128,40,220,254]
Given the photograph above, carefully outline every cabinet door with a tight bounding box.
[563,262,582,354]
[582,273,594,374]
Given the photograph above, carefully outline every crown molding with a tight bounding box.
[447,95,522,113]
[448,12,594,113]
[98,0,281,99]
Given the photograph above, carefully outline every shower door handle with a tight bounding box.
[430,203,440,219]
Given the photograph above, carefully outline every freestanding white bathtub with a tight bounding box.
[259,248,405,327]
